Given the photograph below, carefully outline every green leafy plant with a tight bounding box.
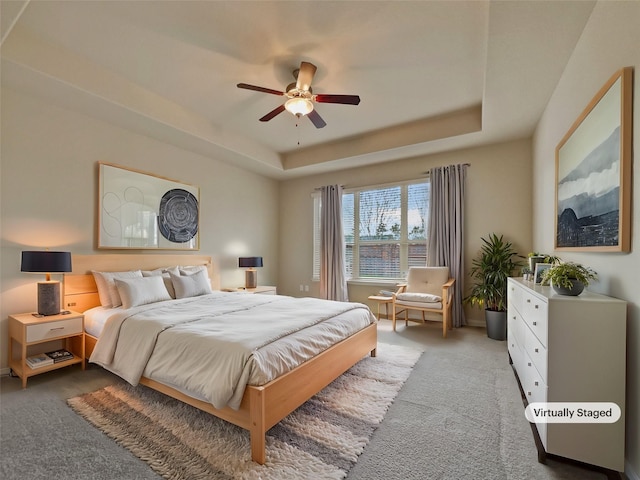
[540,262,597,289]
[527,252,562,264]
[465,234,522,312]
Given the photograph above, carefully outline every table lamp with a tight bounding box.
[21,251,72,316]
[239,257,263,289]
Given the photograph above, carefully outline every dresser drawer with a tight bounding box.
[525,326,548,381]
[523,351,547,405]
[508,281,524,316]
[26,317,83,343]
[522,292,548,347]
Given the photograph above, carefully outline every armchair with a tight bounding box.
[392,267,455,338]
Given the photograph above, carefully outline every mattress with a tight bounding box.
[89,292,376,410]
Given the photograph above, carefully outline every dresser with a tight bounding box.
[507,278,626,472]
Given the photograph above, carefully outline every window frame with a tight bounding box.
[313,178,429,282]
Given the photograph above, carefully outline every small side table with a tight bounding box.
[8,311,85,388]
[367,295,393,320]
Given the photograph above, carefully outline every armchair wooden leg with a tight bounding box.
[392,306,397,331]
[442,311,449,338]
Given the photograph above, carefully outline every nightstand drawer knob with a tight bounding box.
[49,327,65,332]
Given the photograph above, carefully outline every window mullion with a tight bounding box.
[399,185,408,276]
[353,192,360,278]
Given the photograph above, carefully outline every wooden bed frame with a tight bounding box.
[63,254,377,464]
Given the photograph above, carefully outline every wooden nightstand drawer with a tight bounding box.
[26,316,83,342]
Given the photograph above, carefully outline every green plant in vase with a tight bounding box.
[540,262,597,296]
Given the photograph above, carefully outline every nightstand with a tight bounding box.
[222,286,277,295]
[8,311,85,388]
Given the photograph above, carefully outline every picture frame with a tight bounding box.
[555,67,633,252]
[98,162,199,250]
[534,263,552,285]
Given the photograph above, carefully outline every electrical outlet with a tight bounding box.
[304,285,309,292]
[299,284,304,291]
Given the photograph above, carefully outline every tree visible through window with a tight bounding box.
[314,180,429,281]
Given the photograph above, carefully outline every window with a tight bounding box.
[313,180,429,281]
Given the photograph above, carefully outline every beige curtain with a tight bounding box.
[320,185,348,301]
[427,164,468,327]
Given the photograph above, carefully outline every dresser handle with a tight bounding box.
[535,348,539,353]
[528,362,532,367]
[49,327,65,332]
[535,381,539,386]
[527,299,531,303]
[527,391,532,396]
[535,305,539,309]
[533,321,537,326]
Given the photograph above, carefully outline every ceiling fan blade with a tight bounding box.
[307,109,326,128]
[314,94,361,105]
[259,104,286,122]
[237,83,285,96]
[296,62,317,91]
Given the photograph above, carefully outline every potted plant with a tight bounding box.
[465,234,522,340]
[527,252,562,272]
[540,262,597,296]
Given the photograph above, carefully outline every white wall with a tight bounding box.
[278,138,533,327]
[0,87,280,371]
[532,2,640,477]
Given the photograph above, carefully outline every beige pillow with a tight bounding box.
[92,270,143,307]
[170,269,213,299]
[142,266,179,298]
[115,276,172,309]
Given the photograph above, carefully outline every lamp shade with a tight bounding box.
[21,251,72,273]
[239,257,263,268]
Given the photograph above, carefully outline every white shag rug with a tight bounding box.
[68,343,422,479]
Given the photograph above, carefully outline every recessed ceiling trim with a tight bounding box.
[282,104,482,171]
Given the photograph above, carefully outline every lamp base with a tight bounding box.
[37,281,61,316]
[245,269,258,289]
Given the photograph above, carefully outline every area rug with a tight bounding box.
[68,343,422,480]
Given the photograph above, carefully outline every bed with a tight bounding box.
[63,254,377,464]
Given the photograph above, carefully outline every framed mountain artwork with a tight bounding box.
[555,67,633,252]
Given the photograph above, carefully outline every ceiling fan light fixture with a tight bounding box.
[285,97,313,116]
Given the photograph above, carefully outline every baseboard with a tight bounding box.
[1,367,11,376]
[626,460,640,480]
[466,318,485,328]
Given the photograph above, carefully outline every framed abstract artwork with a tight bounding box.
[555,67,633,252]
[98,162,199,250]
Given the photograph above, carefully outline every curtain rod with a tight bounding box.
[313,163,470,191]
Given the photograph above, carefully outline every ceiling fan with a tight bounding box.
[237,61,360,128]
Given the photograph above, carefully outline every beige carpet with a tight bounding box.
[68,343,422,480]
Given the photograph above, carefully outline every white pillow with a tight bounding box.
[114,276,172,309]
[92,270,143,307]
[170,269,213,299]
[178,265,207,276]
[142,266,179,299]
[396,292,442,303]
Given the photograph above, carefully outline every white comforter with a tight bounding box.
[90,292,375,410]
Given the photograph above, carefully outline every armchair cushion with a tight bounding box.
[396,292,442,303]
[405,267,450,297]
